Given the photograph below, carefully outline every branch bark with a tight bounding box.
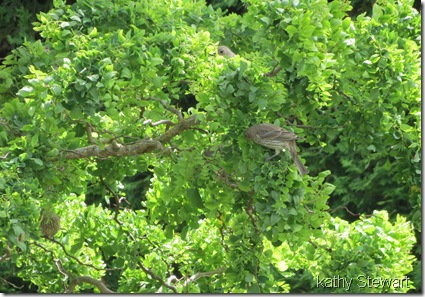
[183,267,225,287]
[59,115,199,160]
[66,276,115,293]
[264,66,282,77]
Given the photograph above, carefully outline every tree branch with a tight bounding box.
[137,262,178,293]
[66,276,115,293]
[264,66,283,77]
[183,267,225,287]
[147,97,183,121]
[46,238,120,271]
[0,245,11,262]
[59,115,199,160]
[0,276,23,289]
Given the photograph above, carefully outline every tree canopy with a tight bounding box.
[0,0,421,293]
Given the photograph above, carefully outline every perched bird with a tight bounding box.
[218,45,236,58]
[40,209,61,238]
[245,123,309,176]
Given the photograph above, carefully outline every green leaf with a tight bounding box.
[46,148,59,157]
[13,225,24,236]
[88,27,98,37]
[32,158,44,166]
[286,25,298,38]
[186,188,204,209]
[247,283,260,293]
[70,241,83,254]
[150,57,164,66]
[322,184,335,195]
[28,134,38,148]
[17,86,34,97]
[300,25,315,38]
[244,273,253,282]
[238,180,251,192]
[16,241,27,252]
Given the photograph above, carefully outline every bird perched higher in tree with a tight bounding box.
[217,45,283,77]
[218,45,236,58]
[245,123,309,176]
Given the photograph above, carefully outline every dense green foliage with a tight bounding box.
[0,0,52,55]
[0,0,420,293]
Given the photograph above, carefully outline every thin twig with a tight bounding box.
[327,205,362,217]
[183,267,225,287]
[143,119,174,127]
[147,97,183,121]
[0,276,24,289]
[0,152,10,159]
[265,66,283,77]
[157,275,180,293]
[33,241,115,293]
[47,238,121,271]
[99,176,121,220]
[137,262,178,293]
[0,245,11,262]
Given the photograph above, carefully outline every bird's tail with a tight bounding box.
[288,143,309,176]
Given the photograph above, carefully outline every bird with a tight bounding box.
[40,209,61,238]
[245,123,309,176]
[218,45,236,58]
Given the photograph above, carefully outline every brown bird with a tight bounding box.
[218,45,236,58]
[245,123,309,176]
[40,209,61,238]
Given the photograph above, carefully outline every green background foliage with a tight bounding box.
[0,0,421,293]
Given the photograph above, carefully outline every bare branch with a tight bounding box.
[0,245,11,262]
[0,152,10,159]
[58,115,199,160]
[157,275,179,293]
[62,139,162,159]
[215,168,238,189]
[143,119,174,127]
[67,276,115,294]
[0,276,23,289]
[264,66,283,77]
[54,259,68,279]
[183,267,225,287]
[327,205,362,217]
[137,262,178,293]
[156,115,199,142]
[86,124,94,144]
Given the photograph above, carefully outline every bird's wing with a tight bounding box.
[260,128,298,141]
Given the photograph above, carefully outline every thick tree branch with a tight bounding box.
[66,276,115,293]
[60,115,199,160]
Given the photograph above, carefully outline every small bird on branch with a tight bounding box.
[217,45,236,58]
[217,45,282,77]
[40,209,61,238]
[245,123,309,176]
